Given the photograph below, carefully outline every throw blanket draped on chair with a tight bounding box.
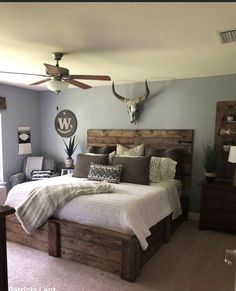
[16,181,114,233]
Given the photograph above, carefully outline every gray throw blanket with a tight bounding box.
[16,181,114,234]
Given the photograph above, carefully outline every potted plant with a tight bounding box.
[203,144,219,182]
[63,135,78,168]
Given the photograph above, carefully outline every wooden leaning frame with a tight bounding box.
[6,129,193,282]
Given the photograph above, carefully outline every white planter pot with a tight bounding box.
[65,158,74,168]
[205,172,216,182]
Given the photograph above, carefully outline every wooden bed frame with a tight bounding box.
[6,129,193,282]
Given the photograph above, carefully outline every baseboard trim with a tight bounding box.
[188,212,200,221]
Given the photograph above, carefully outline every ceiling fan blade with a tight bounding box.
[30,78,51,85]
[0,71,47,77]
[68,75,111,81]
[64,79,92,89]
[44,63,69,76]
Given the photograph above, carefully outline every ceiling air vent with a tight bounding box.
[218,29,236,44]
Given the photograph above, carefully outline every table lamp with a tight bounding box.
[228,146,236,187]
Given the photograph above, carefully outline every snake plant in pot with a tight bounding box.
[63,135,78,168]
[203,144,219,182]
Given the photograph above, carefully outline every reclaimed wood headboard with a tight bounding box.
[87,129,194,189]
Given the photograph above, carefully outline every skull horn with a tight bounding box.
[112,82,129,103]
[138,80,150,102]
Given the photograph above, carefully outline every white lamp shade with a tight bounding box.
[228,146,236,163]
[46,79,69,94]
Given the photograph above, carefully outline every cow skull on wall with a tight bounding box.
[112,80,150,124]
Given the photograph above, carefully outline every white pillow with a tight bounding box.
[116,144,144,156]
[149,157,161,183]
[159,157,177,180]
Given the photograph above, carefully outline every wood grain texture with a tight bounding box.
[87,129,194,188]
[6,214,171,282]
[0,97,6,110]
[215,101,236,180]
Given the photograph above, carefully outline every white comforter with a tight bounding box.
[5,174,182,250]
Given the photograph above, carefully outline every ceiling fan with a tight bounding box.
[0,52,111,93]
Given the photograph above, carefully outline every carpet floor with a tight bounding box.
[7,221,236,291]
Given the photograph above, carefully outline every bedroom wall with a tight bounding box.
[39,74,236,213]
[0,83,41,189]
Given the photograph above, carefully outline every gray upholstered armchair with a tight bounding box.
[10,156,60,188]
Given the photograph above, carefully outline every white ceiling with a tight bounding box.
[0,2,236,91]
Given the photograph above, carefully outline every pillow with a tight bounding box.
[159,157,177,181]
[116,144,144,157]
[112,156,151,185]
[88,145,116,154]
[72,154,109,178]
[108,151,116,165]
[149,157,161,183]
[31,170,54,180]
[145,148,182,178]
[88,162,123,184]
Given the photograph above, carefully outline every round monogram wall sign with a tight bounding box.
[55,110,77,138]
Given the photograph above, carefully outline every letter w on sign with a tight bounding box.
[55,110,77,137]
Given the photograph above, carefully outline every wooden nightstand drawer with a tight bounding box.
[199,179,236,232]
[205,199,236,212]
[202,211,236,232]
[203,191,236,202]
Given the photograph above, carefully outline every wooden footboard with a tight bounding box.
[6,214,171,282]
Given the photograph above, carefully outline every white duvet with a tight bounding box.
[5,174,182,250]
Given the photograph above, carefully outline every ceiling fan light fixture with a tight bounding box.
[46,79,69,94]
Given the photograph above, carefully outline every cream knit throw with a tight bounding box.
[16,181,114,234]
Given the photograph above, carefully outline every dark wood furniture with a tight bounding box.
[6,129,193,282]
[215,101,236,180]
[199,179,236,232]
[0,206,15,291]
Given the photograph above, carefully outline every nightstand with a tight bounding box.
[61,168,74,176]
[199,179,236,232]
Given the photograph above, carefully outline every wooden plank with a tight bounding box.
[59,222,122,250]
[60,234,121,263]
[61,248,121,274]
[48,221,60,257]
[56,219,132,240]
[6,231,48,252]
[0,97,6,110]
[121,237,140,282]
[6,221,48,243]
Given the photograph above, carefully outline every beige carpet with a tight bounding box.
[7,221,236,291]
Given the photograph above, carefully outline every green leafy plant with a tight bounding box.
[203,144,219,173]
[63,136,78,159]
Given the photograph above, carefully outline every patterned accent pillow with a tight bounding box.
[116,144,144,157]
[31,170,54,180]
[88,162,123,184]
[159,157,177,180]
[149,157,161,183]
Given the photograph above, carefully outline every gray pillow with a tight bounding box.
[88,162,123,184]
[73,154,109,178]
[112,156,151,185]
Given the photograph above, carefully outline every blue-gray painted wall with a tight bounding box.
[0,83,41,189]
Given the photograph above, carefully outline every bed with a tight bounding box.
[5,129,193,281]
